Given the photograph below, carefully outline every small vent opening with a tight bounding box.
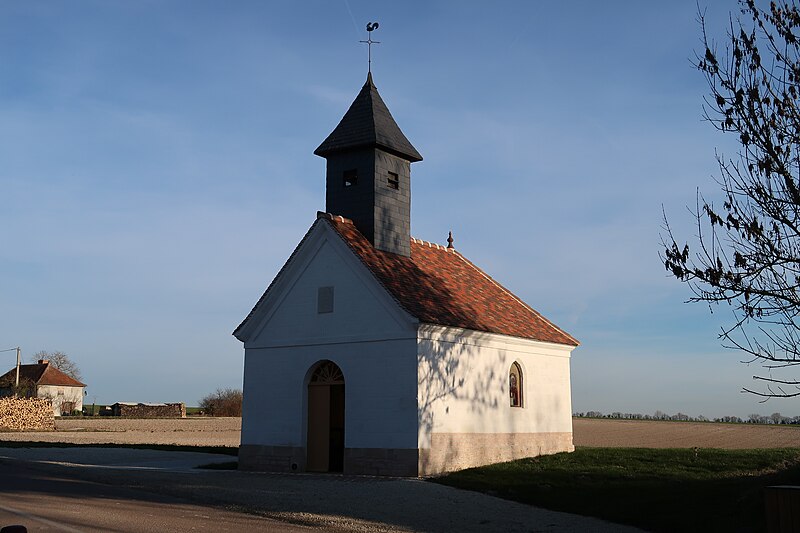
[387,171,399,190]
[343,169,358,187]
[317,286,334,313]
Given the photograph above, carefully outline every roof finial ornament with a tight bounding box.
[447,231,454,249]
[360,22,380,74]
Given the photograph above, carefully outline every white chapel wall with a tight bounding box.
[242,339,418,450]
[249,229,413,347]
[417,325,574,449]
[241,225,420,451]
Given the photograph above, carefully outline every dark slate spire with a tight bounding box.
[314,73,422,163]
[317,73,420,257]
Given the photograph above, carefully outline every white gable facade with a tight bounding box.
[236,220,575,476]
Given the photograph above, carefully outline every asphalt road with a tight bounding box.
[0,462,311,532]
[0,448,644,533]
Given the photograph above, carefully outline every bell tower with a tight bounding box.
[314,73,422,257]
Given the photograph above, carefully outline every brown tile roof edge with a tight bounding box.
[318,212,580,347]
[0,363,85,388]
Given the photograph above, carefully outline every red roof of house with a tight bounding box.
[321,213,579,346]
[0,362,85,388]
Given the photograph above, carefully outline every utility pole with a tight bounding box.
[15,347,20,388]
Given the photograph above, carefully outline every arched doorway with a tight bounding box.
[306,360,345,472]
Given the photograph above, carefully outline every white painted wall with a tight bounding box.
[417,324,574,449]
[37,384,84,416]
[239,220,576,455]
[240,221,420,450]
[242,339,418,449]
[240,221,416,348]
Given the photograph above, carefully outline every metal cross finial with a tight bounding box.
[359,22,380,74]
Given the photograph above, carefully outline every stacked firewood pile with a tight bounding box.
[0,397,55,430]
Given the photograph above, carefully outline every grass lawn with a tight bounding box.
[433,447,800,533]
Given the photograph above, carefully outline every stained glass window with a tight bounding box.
[509,362,523,407]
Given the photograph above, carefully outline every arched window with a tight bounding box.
[309,360,345,385]
[509,362,523,408]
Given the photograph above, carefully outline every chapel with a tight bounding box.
[234,72,579,477]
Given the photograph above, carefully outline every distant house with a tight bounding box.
[0,359,85,416]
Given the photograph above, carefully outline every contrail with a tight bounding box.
[343,0,361,37]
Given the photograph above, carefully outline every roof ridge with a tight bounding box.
[319,214,457,253]
[0,362,86,387]
[447,250,580,346]
[410,236,455,252]
[40,364,86,387]
[316,211,353,224]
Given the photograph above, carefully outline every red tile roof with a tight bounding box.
[320,213,579,346]
[0,363,85,388]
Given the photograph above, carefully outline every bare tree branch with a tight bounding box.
[31,350,82,381]
[662,1,800,398]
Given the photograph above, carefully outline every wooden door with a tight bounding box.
[306,361,345,472]
[306,385,330,472]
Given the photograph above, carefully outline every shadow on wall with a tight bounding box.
[335,215,571,472]
[418,330,520,473]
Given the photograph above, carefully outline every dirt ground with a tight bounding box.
[573,417,800,448]
[1,416,799,449]
[0,417,241,446]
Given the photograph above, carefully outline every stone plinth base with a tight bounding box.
[344,448,418,477]
[239,432,573,477]
[238,444,417,476]
[238,445,305,473]
[419,432,574,476]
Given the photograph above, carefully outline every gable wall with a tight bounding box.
[249,230,411,346]
[240,223,419,473]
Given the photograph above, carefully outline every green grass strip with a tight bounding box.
[433,447,800,533]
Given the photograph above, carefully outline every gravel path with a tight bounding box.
[0,449,643,533]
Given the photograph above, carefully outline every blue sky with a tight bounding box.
[0,1,781,417]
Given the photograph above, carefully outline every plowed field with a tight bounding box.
[573,417,800,448]
[2,417,799,449]
[0,417,241,446]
